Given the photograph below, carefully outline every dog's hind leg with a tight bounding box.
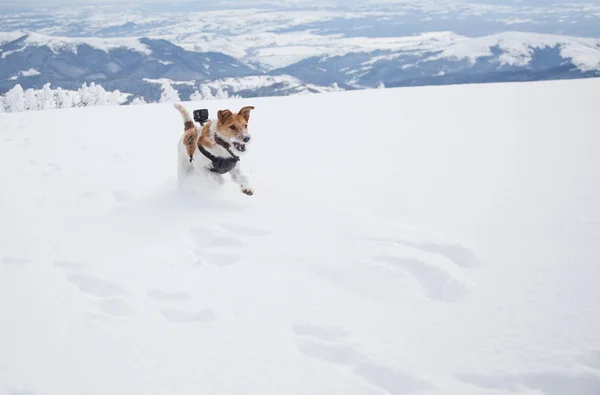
[204,169,225,186]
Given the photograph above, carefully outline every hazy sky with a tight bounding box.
[6,0,600,8]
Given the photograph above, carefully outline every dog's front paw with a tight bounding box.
[242,188,254,196]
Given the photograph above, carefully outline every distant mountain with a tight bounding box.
[0,33,262,101]
[271,32,600,88]
[1,31,599,103]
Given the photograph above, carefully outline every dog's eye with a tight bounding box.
[230,125,236,131]
[244,124,247,129]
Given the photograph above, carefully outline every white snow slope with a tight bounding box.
[1,78,599,395]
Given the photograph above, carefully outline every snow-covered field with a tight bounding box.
[1,78,599,395]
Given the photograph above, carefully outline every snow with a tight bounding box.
[184,31,463,70]
[177,30,600,71]
[143,78,197,87]
[1,78,600,395]
[0,31,23,45]
[196,75,339,93]
[3,1,598,43]
[0,32,151,59]
[19,68,41,77]
[143,75,340,97]
[1,83,130,113]
[2,25,599,73]
[159,80,181,103]
[432,32,600,71]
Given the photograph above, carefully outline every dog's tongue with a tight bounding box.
[234,142,246,152]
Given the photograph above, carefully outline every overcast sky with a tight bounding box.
[3,0,600,9]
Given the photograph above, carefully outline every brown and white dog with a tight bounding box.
[174,103,255,196]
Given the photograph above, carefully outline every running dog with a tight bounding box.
[174,103,255,196]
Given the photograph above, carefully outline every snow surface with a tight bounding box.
[1,78,600,395]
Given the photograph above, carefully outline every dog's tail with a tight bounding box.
[174,103,195,131]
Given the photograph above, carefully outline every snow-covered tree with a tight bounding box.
[77,82,93,107]
[331,82,344,92]
[201,85,214,100]
[107,89,123,106]
[55,87,72,109]
[93,83,109,106]
[159,81,180,103]
[131,96,146,105]
[0,82,127,112]
[190,90,203,101]
[4,84,25,112]
[38,83,56,110]
[214,87,229,99]
[24,88,39,111]
[190,85,214,101]
[377,82,386,89]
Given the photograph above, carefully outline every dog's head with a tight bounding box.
[215,106,255,154]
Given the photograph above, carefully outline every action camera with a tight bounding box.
[193,109,209,125]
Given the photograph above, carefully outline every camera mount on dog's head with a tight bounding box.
[193,109,209,126]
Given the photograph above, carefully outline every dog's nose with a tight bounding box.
[242,135,251,143]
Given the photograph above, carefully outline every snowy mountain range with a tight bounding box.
[1,2,600,105]
[2,30,599,103]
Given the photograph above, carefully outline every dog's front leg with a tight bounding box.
[230,165,253,196]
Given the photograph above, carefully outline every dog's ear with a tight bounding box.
[218,109,233,123]
[238,106,255,122]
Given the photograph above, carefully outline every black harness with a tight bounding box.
[196,119,240,174]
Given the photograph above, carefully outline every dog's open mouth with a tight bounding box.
[233,142,246,152]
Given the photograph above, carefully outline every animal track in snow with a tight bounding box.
[374,256,467,303]
[53,260,84,270]
[293,324,431,395]
[111,190,130,204]
[98,298,135,317]
[373,238,481,268]
[160,307,217,324]
[355,363,433,395]
[218,222,273,238]
[190,228,244,249]
[67,274,136,318]
[196,251,242,267]
[111,152,125,163]
[189,223,271,269]
[15,137,33,148]
[298,341,364,366]
[42,162,63,176]
[457,371,600,395]
[292,324,349,342]
[2,257,31,266]
[47,162,63,171]
[147,289,192,302]
[67,274,126,298]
